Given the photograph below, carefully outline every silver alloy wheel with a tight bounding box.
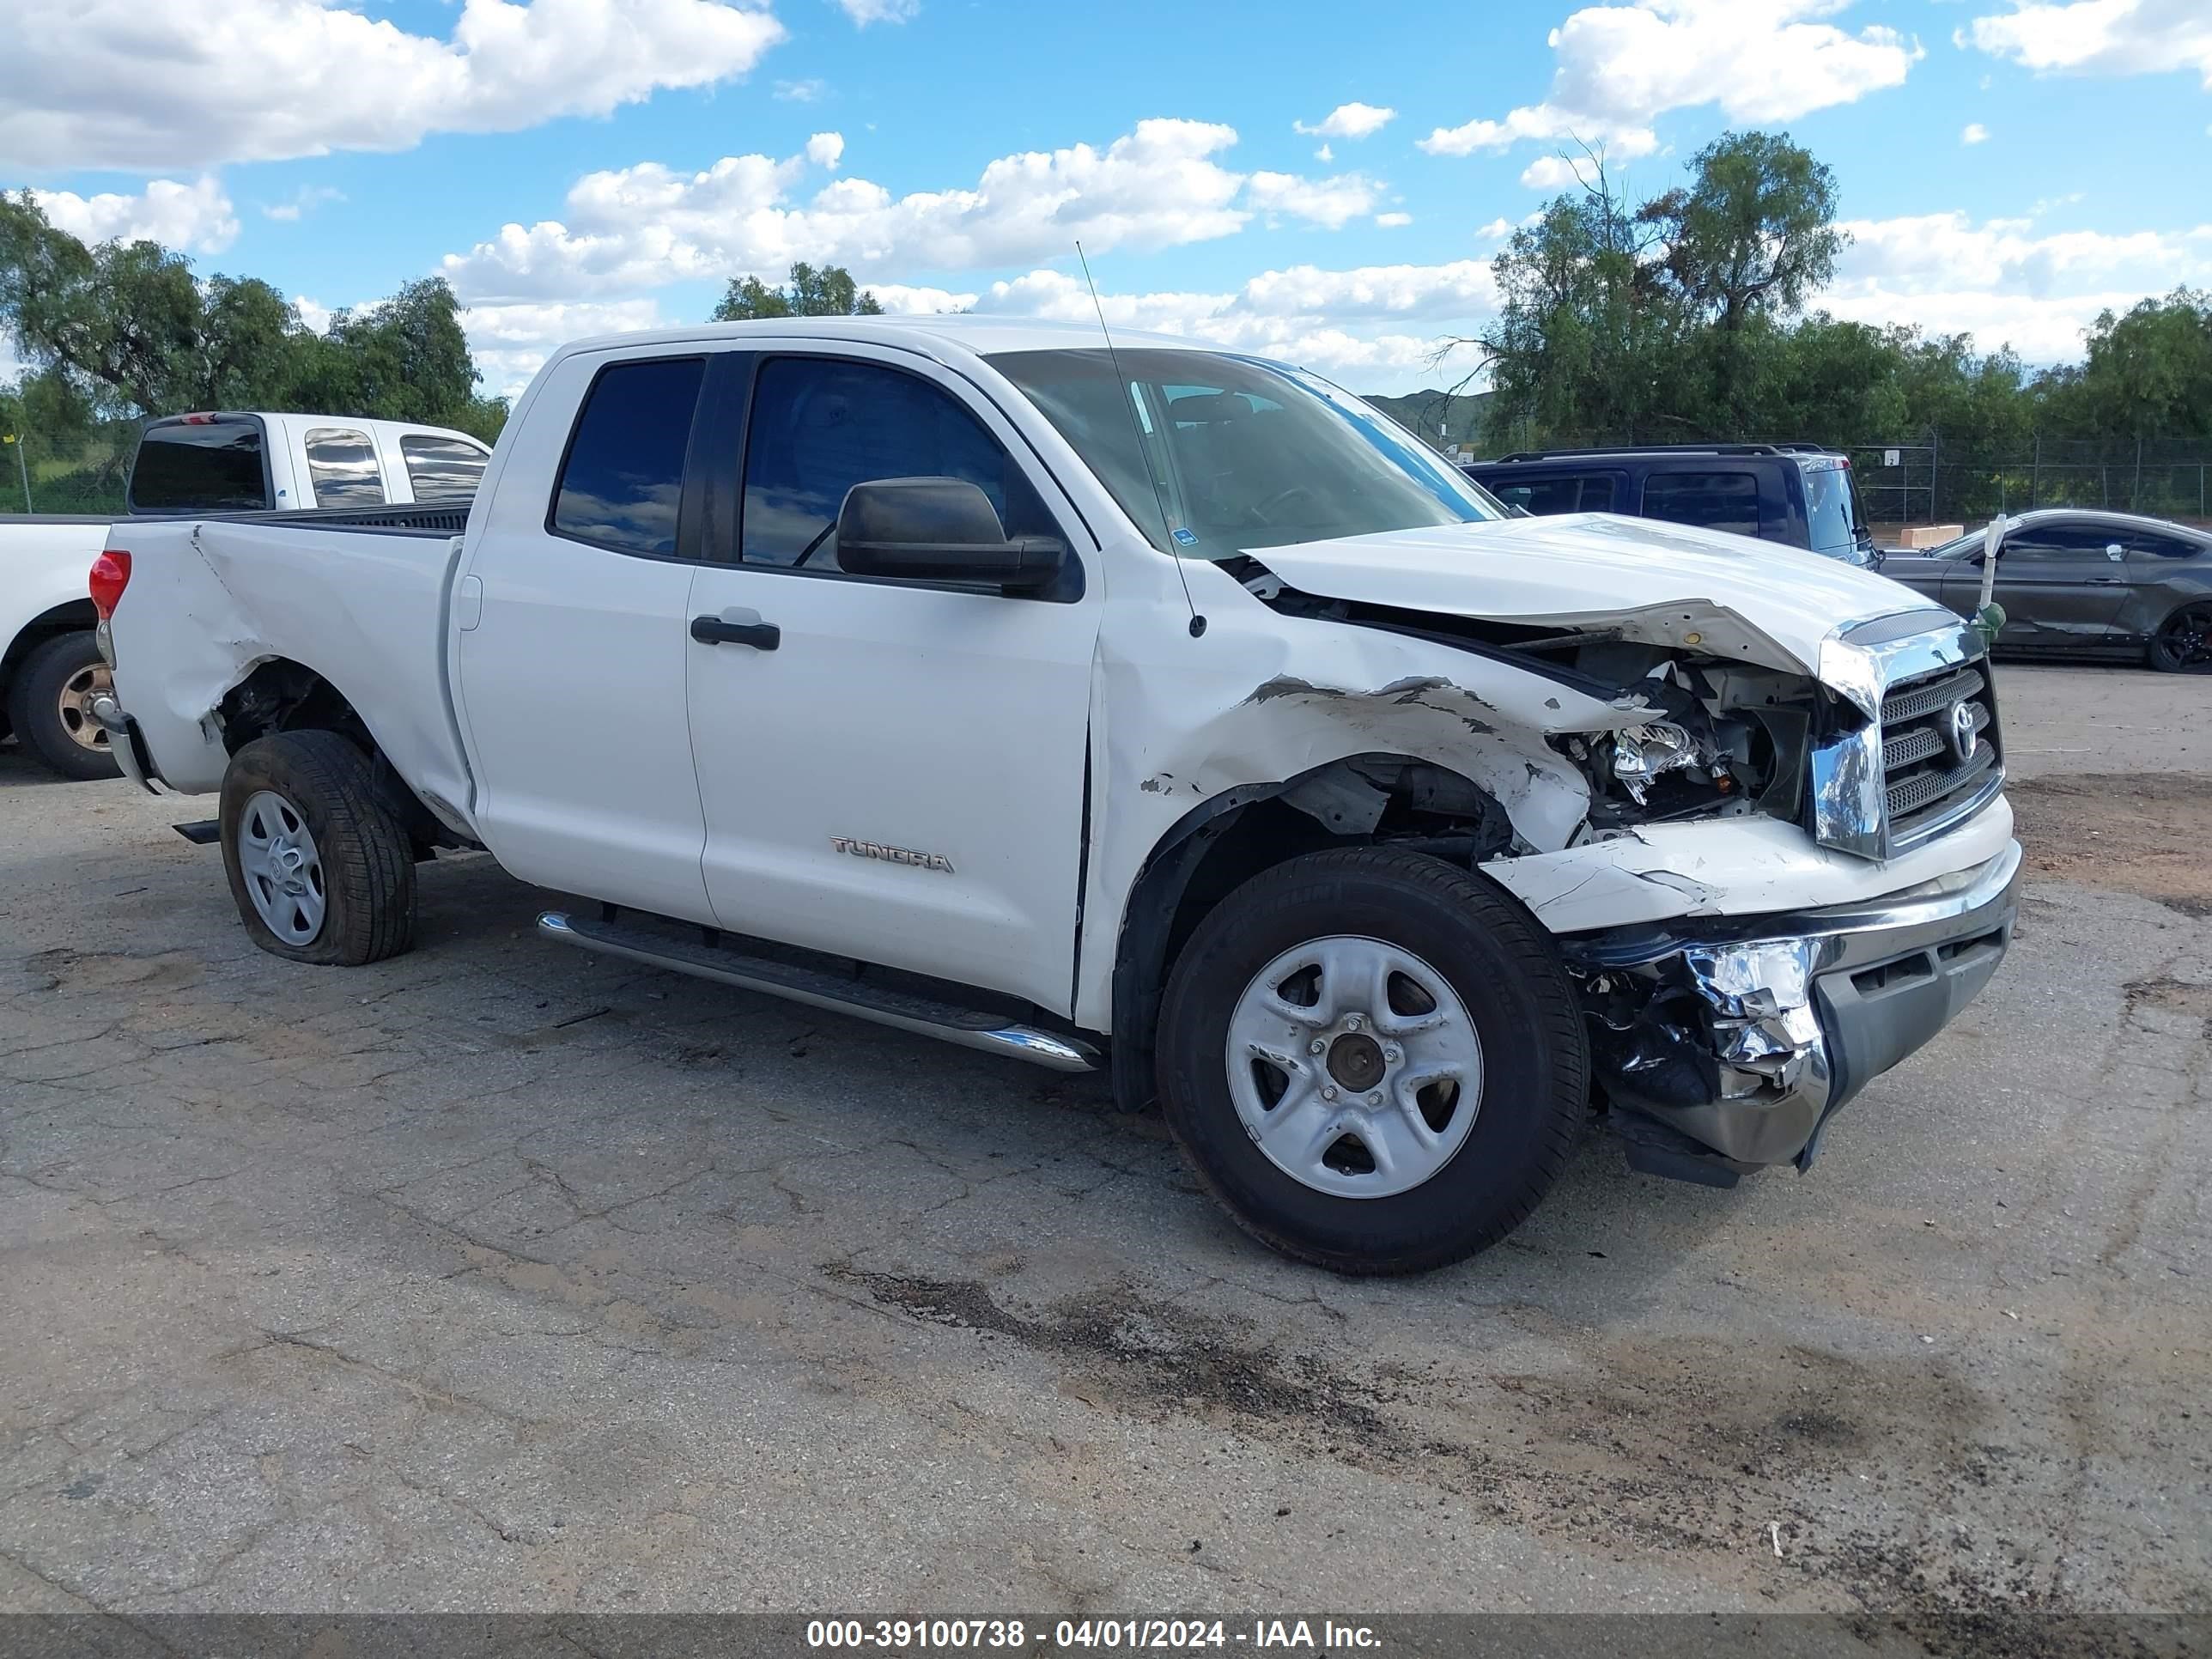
[56,663,113,754]
[237,789,327,945]
[1225,934,1484,1199]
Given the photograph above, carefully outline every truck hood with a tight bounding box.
[1252,513,1951,680]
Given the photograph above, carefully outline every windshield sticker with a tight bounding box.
[1172,526,1198,547]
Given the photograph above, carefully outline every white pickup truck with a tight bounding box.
[94,318,2020,1273]
[3,411,488,778]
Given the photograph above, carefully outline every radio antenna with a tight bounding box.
[1076,241,1204,637]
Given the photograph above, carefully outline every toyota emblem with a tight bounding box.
[1946,701,1977,763]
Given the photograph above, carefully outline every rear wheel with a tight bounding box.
[220,730,416,965]
[6,632,120,781]
[2148,603,2212,673]
[1156,847,1588,1275]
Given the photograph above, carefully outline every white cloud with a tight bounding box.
[1420,0,1920,160]
[1823,210,2212,360]
[1961,0,2212,87]
[1293,101,1397,141]
[805,131,845,169]
[263,185,346,222]
[1376,211,1413,228]
[831,0,918,21]
[1245,171,1384,229]
[1520,155,1591,190]
[775,77,827,101]
[1315,143,1334,162]
[0,0,787,170]
[27,176,239,252]
[441,121,1378,300]
[1961,122,1990,144]
[463,298,668,396]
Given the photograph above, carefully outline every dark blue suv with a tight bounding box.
[1462,443,1878,567]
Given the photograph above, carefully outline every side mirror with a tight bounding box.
[836,477,1067,592]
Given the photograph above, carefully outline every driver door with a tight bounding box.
[1972,520,2132,646]
[683,346,1101,1012]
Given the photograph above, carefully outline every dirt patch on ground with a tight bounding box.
[2008,774,2212,915]
[826,1268,2129,1650]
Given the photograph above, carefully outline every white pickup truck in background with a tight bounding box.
[2,410,488,778]
[95,317,2021,1273]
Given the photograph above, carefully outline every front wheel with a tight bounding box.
[1156,847,1588,1275]
[2148,603,2212,673]
[220,730,416,965]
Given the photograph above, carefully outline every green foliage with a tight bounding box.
[0,190,509,453]
[1462,134,2210,486]
[712,262,884,321]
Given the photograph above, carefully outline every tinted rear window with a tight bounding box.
[550,356,707,556]
[304,427,386,507]
[400,435,489,504]
[1642,471,1761,538]
[130,420,269,512]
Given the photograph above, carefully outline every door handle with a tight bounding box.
[2087,577,2124,586]
[690,611,780,650]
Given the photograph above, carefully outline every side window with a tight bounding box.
[2005,524,2116,562]
[401,434,489,504]
[740,356,1054,571]
[303,427,386,507]
[550,356,707,557]
[2130,532,2201,560]
[1494,473,1612,514]
[1641,471,1761,537]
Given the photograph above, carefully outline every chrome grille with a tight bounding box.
[1881,665,2002,847]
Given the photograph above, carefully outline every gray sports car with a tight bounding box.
[1878,508,2212,672]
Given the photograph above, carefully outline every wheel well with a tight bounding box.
[3,599,97,678]
[1107,754,1517,1112]
[216,659,454,850]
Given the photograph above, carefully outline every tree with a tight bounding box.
[2039,289,2212,442]
[712,262,884,321]
[1,191,507,441]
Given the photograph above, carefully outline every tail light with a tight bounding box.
[90,550,131,619]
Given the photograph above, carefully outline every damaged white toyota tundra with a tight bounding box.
[93,318,2020,1274]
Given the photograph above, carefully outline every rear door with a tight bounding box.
[452,348,718,923]
[1638,468,1771,542]
[1986,520,2132,646]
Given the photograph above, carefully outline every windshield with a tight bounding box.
[989,348,1506,559]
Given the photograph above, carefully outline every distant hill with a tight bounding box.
[1360,388,1494,456]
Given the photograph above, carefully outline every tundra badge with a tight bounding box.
[830,836,956,874]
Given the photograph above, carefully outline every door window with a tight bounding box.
[2003,523,2120,562]
[739,356,1054,571]
[1641,471,1761,537]
[303,428,387,507]
[400,434,490,503]
[1492,473,1615,514]
[2127,531,2201,560]
[550,356,708,557]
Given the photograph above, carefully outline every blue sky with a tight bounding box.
[4,0,2209,396]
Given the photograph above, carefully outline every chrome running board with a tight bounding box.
[536,910,1099,1073]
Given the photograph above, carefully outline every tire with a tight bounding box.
[2147,603,2212,673]
[219,730,416,966]
[1156,847,1588,1276]
[6,632,121,781]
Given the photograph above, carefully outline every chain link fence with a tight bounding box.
[0,424,134,514]
[1843,436,2212,530]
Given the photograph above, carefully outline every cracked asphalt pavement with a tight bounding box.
[1,665,2206,1633]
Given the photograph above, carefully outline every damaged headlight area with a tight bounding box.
[1576,937,1832,1170]
[1551,653,1816,836]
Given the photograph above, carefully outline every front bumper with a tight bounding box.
[1561,839,2021,1172]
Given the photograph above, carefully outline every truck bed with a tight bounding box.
[105,512,478,826]
[3,501,472,533]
